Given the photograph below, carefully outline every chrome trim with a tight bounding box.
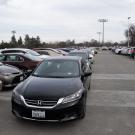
[22,116,77,122]
[22,117,59,122]
[21,96,64,109]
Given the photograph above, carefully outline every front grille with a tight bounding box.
[12,72,20,75]
[25,99,58,107]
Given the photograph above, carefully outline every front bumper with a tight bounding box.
[12,97,83,122]
[2,74,23,87]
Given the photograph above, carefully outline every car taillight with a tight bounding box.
[132,50,135,53]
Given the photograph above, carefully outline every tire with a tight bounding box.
[118,51,121,55]
[79,96,86,119]
[0,81,3,91]
[88,76,91,90]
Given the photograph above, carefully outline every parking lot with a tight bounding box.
[1,51,135,135]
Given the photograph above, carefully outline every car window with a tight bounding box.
[18,56,24,61]
[6,55,17,61]
[0,55,6,61]
[38,51,50,55]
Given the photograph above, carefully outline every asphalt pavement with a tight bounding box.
[1,51,135,135]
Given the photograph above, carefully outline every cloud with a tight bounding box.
[0,0,9,5]
[0,0,134,42]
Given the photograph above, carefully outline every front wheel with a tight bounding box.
[79,96,86,119]
[0,80,3,91]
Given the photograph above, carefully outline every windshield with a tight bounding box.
[27,49,40,56]
[68,52,87,60]
[33,60,80,78]
[25,54,42,61]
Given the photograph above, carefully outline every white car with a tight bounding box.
[121,47,129,55]
[89,54,94,64]
[115,48,123,54]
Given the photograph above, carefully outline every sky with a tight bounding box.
[0,0,135,43]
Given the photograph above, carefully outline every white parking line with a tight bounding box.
[88,90,135,108]
[92,74,135,80]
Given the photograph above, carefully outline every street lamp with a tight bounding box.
[98,19,108,46]
[128,17,131,47]
[97,32,102,44]
[11,30,16,36]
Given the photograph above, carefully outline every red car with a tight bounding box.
[0,53,42,72]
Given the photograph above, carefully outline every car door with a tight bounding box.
[5,54,19,68]
[5,54,25,70]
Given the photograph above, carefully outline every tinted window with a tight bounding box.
[0,55,6,61]
[6,55,17,61]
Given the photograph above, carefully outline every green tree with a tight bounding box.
[125,24,135,46]
[18,36,23,47]
[24,34,30,47]
[10,35,17,47]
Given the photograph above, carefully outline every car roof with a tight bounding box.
[45,56,82,61]
[0,53,25,56]
[1,48,29,51]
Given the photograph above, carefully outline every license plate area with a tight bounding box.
[32,110,45,118]
[20,76,24,81]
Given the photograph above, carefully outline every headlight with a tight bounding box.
[12,90,22,104]
[62,89,83,104]
[0,73,13,79]
[2,73,12,76]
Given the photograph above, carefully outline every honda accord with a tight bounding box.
[11,56,91,122]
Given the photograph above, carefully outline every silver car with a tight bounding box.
[0,62,23,90]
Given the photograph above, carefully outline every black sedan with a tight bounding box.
[11,56,91,122]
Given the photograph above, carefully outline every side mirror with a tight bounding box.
[84,71,92,76]
[88,54,93,59]
[83,67,92,76]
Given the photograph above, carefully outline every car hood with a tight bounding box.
[21,76,82,100]
[0,64,21,74]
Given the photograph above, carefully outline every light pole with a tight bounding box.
[128,17,131,47]
[98,19,108,46]
[97,32,101,44]
[11,30,16,36]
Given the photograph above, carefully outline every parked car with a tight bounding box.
[0,62,23,90]
[81,49,95,64]
[115,48,123,54]
[12,56,92,121]
[102,46,108,51]
[67,51,93,67]
[0,53,42,72]
[0,48,49,59]
[130,47,135,58]
[56,49,68,55]
[121,47,130,55]
[59,48,75,53]
[34,48,63,56]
